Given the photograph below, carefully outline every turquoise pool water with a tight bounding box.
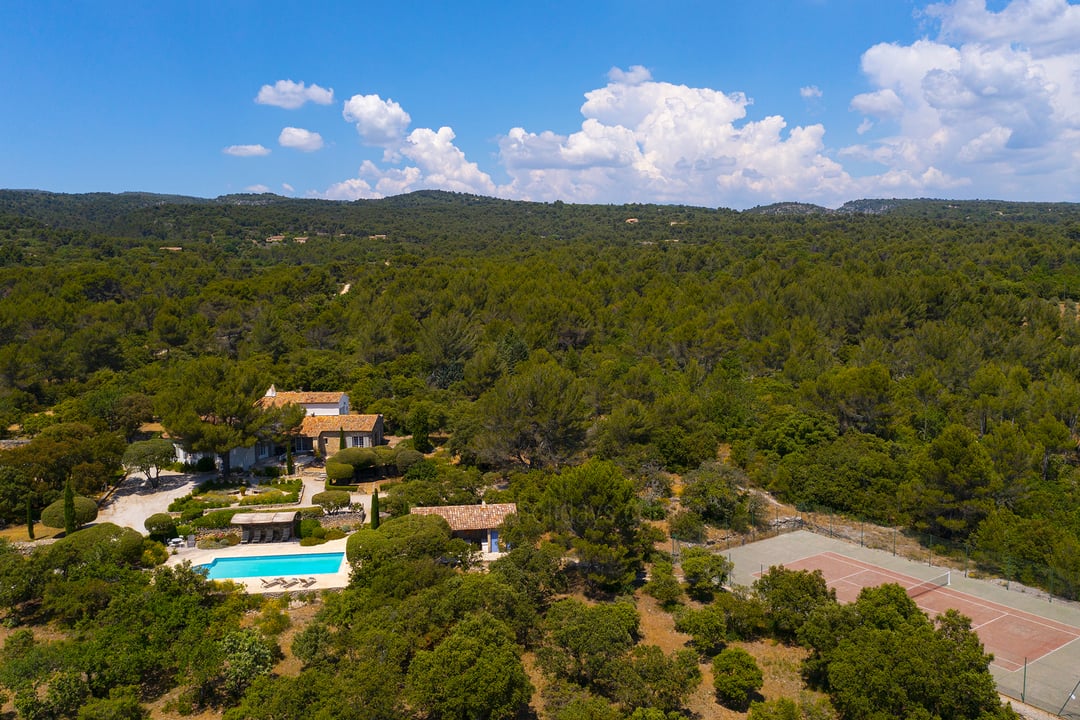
[198,552,345,579]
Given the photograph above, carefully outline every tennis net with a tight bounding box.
[907,571,950,598]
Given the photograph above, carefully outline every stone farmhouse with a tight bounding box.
[174,385,384,471]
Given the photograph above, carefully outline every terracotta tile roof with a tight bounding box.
[262,391,345,408]
[300,414,381,436]
[410,503,517,532]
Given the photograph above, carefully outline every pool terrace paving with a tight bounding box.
[166,537,351,594]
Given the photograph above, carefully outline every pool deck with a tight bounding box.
[166,537,351,594]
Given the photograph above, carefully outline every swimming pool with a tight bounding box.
[198,552,345,579]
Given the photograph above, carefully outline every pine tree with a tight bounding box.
[370,487,380,530]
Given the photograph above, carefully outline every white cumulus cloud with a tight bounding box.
[844,0,1080,199]
[497,67,852,206]
[279,127,324,152]
[343,94,412,147]
[256,80,334,109]
[223,144,270,157]
[317,2,1080,208]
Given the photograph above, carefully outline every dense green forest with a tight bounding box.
[1,189,1078,718]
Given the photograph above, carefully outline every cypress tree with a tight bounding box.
[286,444,295,476]
[339,426,346,453]
[63,481,76,536]
[26,496,34,540]
[370,487,380,530]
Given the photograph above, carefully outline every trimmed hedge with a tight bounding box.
[334,448,377,469]
[326,462,354,482]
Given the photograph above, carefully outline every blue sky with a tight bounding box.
[2,0,1078,208]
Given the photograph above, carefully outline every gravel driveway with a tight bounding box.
[96,469,202,531]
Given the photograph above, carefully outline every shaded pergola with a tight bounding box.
[232,511,298,543]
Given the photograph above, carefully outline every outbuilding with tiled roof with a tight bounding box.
[410,502,516,555]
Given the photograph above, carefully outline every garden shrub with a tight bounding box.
[180,507,205,522]
[373,446,397,467]
[190,509,241,529]
[40,496,98,529]
[404,459,438,482]
[396,448,424,475]
[195,457,216,473]
[324,527,346,540]
[299,518,322,539]
[312,490,351,515]
[143,513,176,539]
[141,539,169,566]
[334,448,376,469]
[42,524,144,570]
[239,491,290,506]
[168,493,229,513]
[326,461,354,483]
[299,537,326,547]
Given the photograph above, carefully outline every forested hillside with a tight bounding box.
[0,189,1076,718]
[3,191,1080,567]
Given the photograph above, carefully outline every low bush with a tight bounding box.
[190,509,242,529]
[396,448,424,475]
[195,532,240,550]
[180,507,205,522]
[299,518,322,539]
[312,490,351,515]
[144,512,176,539]
[40,496,98,529]
[373,446,397,467]
[141,539,169,566]
[299,537,327,546]
[168,493,230,513]
[324,527,346,540]
[334,447,377,469]
[239,490,296,506]
[326,461,355,483]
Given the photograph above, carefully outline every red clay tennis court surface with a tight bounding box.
[779,551,1080,672]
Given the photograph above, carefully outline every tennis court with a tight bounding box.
[724,530,1080,716]
[779,551,1080,672]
